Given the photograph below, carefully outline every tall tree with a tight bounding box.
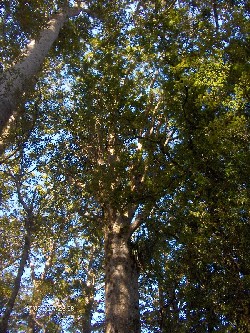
[0,135,104,332]
[0,0,249,332]
[0,1,93,139]
[0,150,39,332]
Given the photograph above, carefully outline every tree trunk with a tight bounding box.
[81,301,92,333]
[0,231,31,333]
[104,208,140,333]
[0,6,82,137]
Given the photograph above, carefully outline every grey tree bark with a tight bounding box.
[104,207,141,333]
[0,5,83,138]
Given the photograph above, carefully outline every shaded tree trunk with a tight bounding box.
[104,208,140,333]
[81,300,93,333]
[27,239,56,332]
[0,5,82,137]
[0,226,31,333]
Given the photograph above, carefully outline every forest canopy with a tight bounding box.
[0,0,250,332]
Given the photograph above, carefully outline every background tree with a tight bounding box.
[0,120,104,332]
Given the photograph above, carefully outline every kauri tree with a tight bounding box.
[0,0,250,332]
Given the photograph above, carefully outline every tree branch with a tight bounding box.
[129,205,154,236]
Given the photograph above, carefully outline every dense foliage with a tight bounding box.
[0,0,249,332]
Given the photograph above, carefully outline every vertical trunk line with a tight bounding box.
[0,5,84,138]
[104,209,140,333]
[0,229,31,332]
[81,297,93,333]
[0,11,67,136]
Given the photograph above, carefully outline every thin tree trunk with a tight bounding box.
[81,300,93,333]
[0,228,31,333]
[28,239,56,332]
[104,208,140,333]
[158,283,168,333]
[80,271,95,333]
[0,5,82,137]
